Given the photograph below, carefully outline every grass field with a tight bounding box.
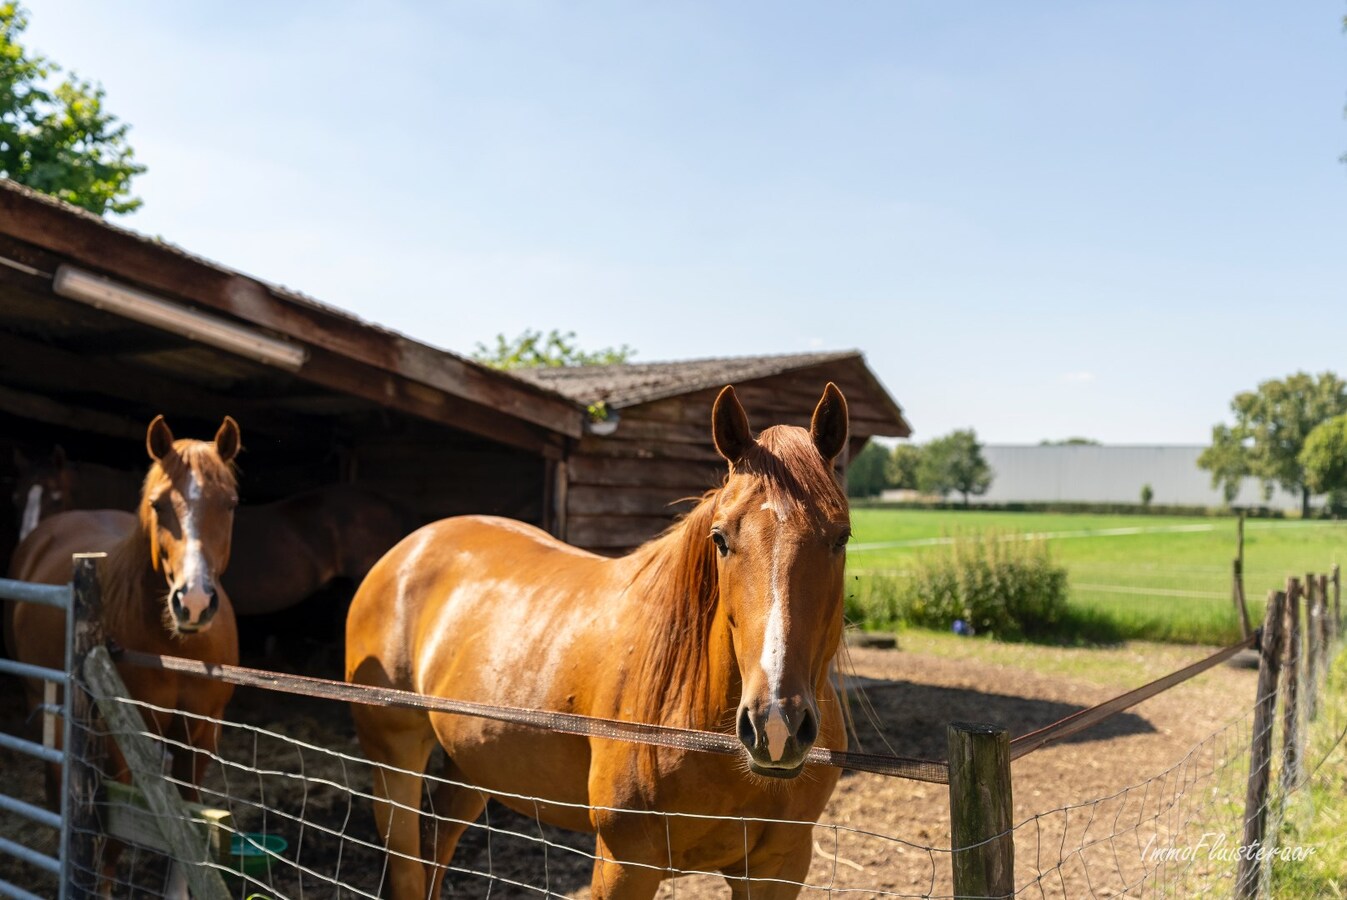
[845,509,1347,644]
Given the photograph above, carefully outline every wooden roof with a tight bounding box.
[514,351,912,437]
[0,179,581,458]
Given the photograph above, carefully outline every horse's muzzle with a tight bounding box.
[737,696,818,777]
[170,585,219,632]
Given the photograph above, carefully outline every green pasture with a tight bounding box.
[845,509,1347,645]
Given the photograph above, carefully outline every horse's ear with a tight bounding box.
[712,386,754,464]
[146,416,175,461]
[214,416,241,462]
[810,383,849,463]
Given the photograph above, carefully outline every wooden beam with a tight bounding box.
[0,383,144,440]
[301,347,565,459]
[0,329,321,445]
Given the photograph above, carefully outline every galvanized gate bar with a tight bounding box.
[0,731,63,765]
[0,875,49,900]
[0,794,61,830]
[0,658,67,684]
[0,578,70,608]
[0,835,59,876]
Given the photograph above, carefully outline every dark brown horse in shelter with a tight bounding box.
[11,448,408,619]
[6,416,241,899]
[347,384,853,900]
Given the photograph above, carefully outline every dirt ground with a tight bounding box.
[0,636,1261,899]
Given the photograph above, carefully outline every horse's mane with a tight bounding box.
[626,425,849,738]
[101,440,238,639]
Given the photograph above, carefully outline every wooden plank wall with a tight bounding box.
[565,363,888,552]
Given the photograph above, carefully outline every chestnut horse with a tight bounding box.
[6,416,241,899]
[346,384,853,900]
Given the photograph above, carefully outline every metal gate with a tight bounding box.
[0,556,101,900]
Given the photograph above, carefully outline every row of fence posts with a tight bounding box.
[947,564,1342,900]
[1235,566,1342,899]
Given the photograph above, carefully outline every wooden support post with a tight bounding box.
[1236,590,1285,900]
[83,646,232,900]
[1279,578,1302,797]
[1233,558,1251,641]
[1318,574,1333,651]
[1333,565,1342,639]
[61,554,105,900]
[1305,575,1320,723]
[948,723,1014,900]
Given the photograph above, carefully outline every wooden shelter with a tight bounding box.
[0,180,581,571]
[0,179,912,565]
[516,353,912,552]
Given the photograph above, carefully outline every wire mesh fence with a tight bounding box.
[1,569,1341,899]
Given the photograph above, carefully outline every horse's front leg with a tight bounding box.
[589,833,665,900]
[723,821,817,900]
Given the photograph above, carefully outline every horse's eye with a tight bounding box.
[834,530,851,551]
[710,530,729,557]
[227,495,239,510]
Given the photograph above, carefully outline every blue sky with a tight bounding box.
[20,2,1347,443]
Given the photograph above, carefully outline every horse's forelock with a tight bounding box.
[734,425,849,526]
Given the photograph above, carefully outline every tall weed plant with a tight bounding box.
[902,533,1069,638]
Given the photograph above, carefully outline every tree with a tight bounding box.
[886,443,922,490]
[1300,413,1347,502]
[472,329,635,370]
[1039,437,1100,445]
[1139,483,1154,509]
[917,429,993,506]
[1197,423,1250,505]
[0,3,144,215]
[845,440,890,498]
[1198,371,1347,516]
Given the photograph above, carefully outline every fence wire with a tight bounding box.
[1,623,1340,899]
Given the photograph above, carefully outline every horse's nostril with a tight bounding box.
[796,707,818,747]
[170,589,187,622]
[737,707,756,750]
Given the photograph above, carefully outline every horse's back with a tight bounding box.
[348,515,610,687]
[8,510,136,584]
[347,515,618,818]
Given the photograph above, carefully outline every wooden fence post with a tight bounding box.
[1236,590,1284,900]
[1279,578,1302,797]
[1333,564,1341,638]
[1233,515,1251,639]
[1318,574,1332,650]
[948,723,1014,900]
[1305,576,1320,723]
[82,646,232,900]
[62,553,106,900]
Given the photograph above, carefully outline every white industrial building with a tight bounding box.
[961,445,1312,511]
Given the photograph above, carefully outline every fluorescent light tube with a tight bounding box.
[53,265,307,371]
